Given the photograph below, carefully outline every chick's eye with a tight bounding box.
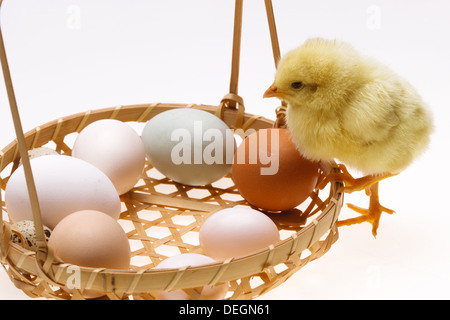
[291,81,304,89]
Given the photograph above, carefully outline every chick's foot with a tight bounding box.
[317,164,396,193]
[337,182,395,237]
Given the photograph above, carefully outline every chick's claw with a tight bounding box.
[316,164,354,190]
[346,202,395,216]
[317,163,372,191]
[338,203,394,238]
[318,164,397,193]
[317,164,396,236]
[337,182,395,237]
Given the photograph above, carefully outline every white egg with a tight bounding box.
[199,207,280,261]
[5,155,121,229]
[154,253,228,300]
[141,108,235,186]
[72,119,146,195]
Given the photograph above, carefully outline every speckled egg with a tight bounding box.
[19,148,60,166]
[10,220,52,251]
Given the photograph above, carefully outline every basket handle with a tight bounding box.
[264,0,288,129]
[215,0,245,127]
[217,0,286,129]
[264,0,281,68]
[227,0,244,109]
[0,0,49,263]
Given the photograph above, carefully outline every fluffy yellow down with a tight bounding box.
[271,38,433,175]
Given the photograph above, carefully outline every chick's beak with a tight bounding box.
[263,83,281,98]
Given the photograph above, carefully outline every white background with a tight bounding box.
[0,0,449,300]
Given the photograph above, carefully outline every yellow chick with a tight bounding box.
[264,38,433,236]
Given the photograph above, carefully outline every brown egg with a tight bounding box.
[48,210,131,298]
[232,128,320,212]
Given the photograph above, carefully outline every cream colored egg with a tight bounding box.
[72,119,146,195]
[48,210,131,299]
[5,155,121,229]
[199,207,280,260]
[154,253,228,300]
[141,108,235,186]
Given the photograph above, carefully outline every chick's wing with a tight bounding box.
[342,80,401,146]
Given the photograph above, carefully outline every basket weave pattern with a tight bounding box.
[0,103,343,300]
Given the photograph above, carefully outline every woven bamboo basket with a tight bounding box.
[0,0,344,300]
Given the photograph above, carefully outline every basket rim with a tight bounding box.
[0,102,344,294]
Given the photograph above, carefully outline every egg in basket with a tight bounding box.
[0,0,344,300]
